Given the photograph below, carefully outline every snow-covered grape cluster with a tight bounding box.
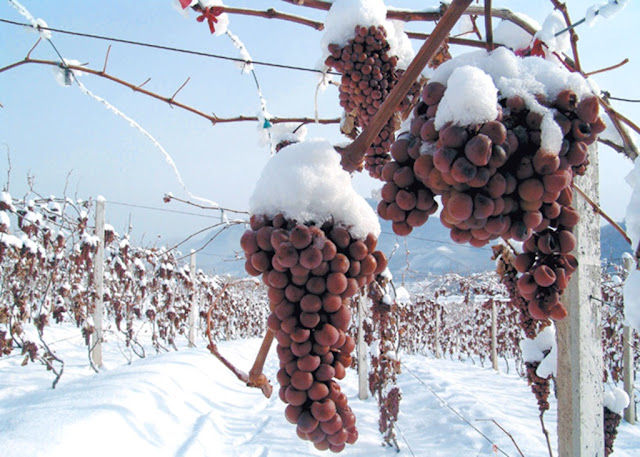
[241,213,387,452]
[604,407,622,457]
[325,25,420,178]
[525,360,551,412]
[379,77,604,319]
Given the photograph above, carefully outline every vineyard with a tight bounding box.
[2,0,640,456]
[1,192,638,455]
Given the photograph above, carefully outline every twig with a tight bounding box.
[599,97,639,160]
[137,77,151,89]
[170,76,190,103]
[585,58,629,77]
[539,413,554,457]
[26,37,41,59]
[0,58,341,127]
[484,0,494,51]
[476,419,526,457]
[205,281,272,397]
[164,193,249,214]
[597,138,626,154]
[573,184,632,245]
[191,5,324,31]
[101,44,111,74]
[549,0,581,72]
[406,31,492,49]
[338,0,473,172]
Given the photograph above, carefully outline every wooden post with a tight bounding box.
[623,325,636,424]
[622,254,637,424]
[435,304,442,358]
[491,299,499,371]
[188,250,198,348]
[556,144,604,456]
[91,197,105,368]
[357,291,368,400]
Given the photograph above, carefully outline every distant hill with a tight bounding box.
[178,202,631,279]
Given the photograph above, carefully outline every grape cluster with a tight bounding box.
[604,407,622,457]
[525,361,551,412]
[241,214,388,452]
[325,25,421,179]
[379,78,604,319]
[494,245,550,339]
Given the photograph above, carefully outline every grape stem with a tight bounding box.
[206,280,273,398]
[337,0,474,173]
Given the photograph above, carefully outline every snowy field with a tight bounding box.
[1,327,638,457]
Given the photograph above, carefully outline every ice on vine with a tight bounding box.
[9,0,52,40]
[586,0,630,26]
[249,138,381,240]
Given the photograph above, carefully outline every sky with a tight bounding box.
[0,0,638,247]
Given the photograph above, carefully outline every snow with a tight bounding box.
[519,323,557,378]
[320,0,415,69]
[604,385,630,415]
[534,11,571,55]
[586,0,630,26]
[9,0,52,40]
[429,47,594,154]
[395,286,411,305]
[249,139,381,240]
[258,122,307,149]
[434,65,499,130]
[2,328,639,456]
[623,268,640,330]
[493,17,534,51]
[0,211,10,228]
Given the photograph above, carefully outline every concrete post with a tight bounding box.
[91,197,105,368]
[556,144,604,456]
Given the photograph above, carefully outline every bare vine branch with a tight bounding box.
[0,58,340,127]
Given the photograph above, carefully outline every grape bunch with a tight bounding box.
[525,361,551,412]
[325,25,421,179]
[379,76,604,319]
[604,407,622,457]
[241,213,388,452]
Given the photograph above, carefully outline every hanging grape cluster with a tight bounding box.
[241,213,388,452]
[525,360,551,413]
[325,25,421,179]
[379,76,604,319]
[604,407,623,457]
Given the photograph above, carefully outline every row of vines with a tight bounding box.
[0,192,266,386]
[1,190,635,391]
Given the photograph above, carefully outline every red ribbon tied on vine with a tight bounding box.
[178,0,192,8]
[197,6,224,34]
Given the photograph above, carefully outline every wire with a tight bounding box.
[107,200,246,219]
[400,360,513,457]
[380,230,492,252]
[393,422,417,457]
[0,18,340,76]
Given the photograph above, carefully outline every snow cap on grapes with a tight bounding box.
[320,0,415,69]
[249,139,381,240]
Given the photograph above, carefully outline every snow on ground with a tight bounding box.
[1,326,639,457]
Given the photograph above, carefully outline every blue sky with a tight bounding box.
[0,0,638,246]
